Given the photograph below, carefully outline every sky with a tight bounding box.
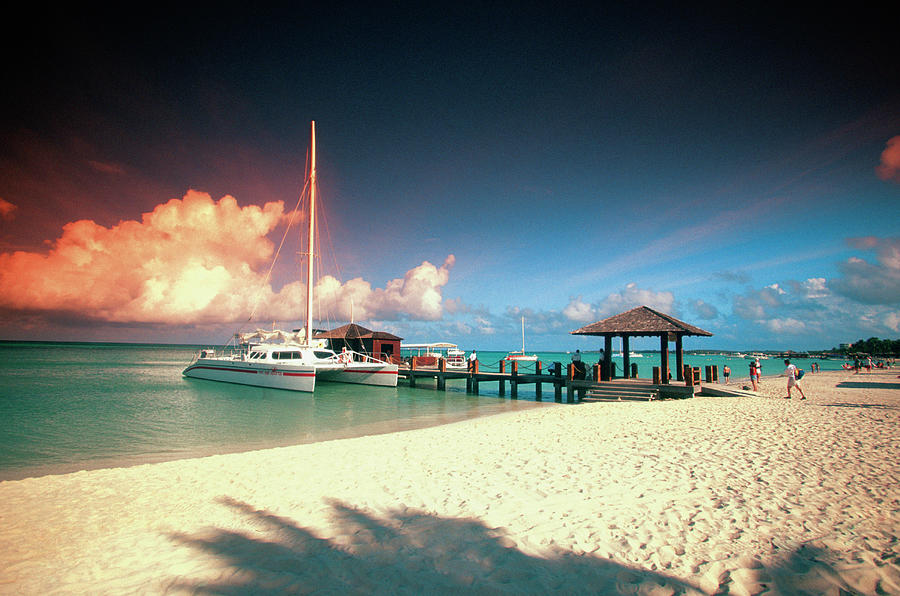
[1,4,898,351]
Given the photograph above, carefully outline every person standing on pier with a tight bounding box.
[467,349,477,371]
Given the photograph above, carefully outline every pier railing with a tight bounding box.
[398,358,718,402]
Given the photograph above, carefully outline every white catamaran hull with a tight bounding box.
[183,359,317,392]
[316,363,399,387]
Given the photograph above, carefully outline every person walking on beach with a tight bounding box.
[783,359,806,400]
[723,365,731,384]
[749,361,759,391]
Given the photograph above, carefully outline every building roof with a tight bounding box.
[571,306,713,337]
[314,323,403,341]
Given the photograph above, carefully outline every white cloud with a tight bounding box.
[830,237,900,305]
[733,284,787,320]
[562,283,676,323]
[562,296,595,323]
[0,191,457,326]
[764,318,806,334]
[885,312,900,332]
[690,299,719,320]
[730,247,900,344]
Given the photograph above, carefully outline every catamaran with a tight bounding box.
[183,122,399,391]
[505,316,538,362]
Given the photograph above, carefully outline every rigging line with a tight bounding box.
[311,171,344,330]
[245,177,310,324]
[318,185,343,285]
[245,148,312,326]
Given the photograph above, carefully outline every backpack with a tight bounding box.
[796,368,805,380]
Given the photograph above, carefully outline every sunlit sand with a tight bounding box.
[1,369,898,594]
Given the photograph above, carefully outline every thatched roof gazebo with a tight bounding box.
[571,306,712,383]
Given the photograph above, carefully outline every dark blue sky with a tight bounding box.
[1,3,898,349]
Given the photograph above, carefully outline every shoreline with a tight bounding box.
[1,369,898,594]
[0,398,552,483]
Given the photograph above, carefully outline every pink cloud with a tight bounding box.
[0,191,284,323]
[0,198,16,220]
[311,255,455,321]
[87,160,127,175]
[875,136,900,183]
[0,191,456,327]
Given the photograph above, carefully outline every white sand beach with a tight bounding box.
[1,369,898,594]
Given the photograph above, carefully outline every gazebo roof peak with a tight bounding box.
[314,323,403,341]
[571,305,713,337]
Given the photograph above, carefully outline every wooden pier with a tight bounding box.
[398,359,710,402]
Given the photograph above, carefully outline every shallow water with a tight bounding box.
[0,342,548,480]
[0,342,844,480]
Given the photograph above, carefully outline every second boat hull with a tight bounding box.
[316,363,399,387]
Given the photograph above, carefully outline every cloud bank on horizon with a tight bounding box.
[0,180,898,349]
[0,191,455,329]
[0,135,898,348]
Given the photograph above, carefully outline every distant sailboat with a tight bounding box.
[505,316,538,362]
[183,121,399,391]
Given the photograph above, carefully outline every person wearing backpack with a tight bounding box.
[783,359,807,400]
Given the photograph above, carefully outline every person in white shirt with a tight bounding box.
[783,359,807,400]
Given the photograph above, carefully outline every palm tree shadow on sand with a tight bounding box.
[168,497,875,594]
[167,496,701,594]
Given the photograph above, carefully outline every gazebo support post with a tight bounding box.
[659,334,670,384]
[675,334,684,381]
[603,335,613,381]
[622,336,631,379]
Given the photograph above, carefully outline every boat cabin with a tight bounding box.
[247,345,336,362]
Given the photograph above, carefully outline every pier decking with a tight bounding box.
[397,360,737,402]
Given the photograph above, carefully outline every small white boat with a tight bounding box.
[505,317,538,362]
[402,342,468,369]
[183,122,398,392]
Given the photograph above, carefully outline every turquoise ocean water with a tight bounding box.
[0,342,845,481]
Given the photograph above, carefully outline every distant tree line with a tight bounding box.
[830,337,900,356]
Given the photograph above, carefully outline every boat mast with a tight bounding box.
[521,316,526,352]
[306,121,316,345]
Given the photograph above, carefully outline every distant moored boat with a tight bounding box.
[505,317,538,362]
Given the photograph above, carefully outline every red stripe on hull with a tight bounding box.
[185,365,315,378]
